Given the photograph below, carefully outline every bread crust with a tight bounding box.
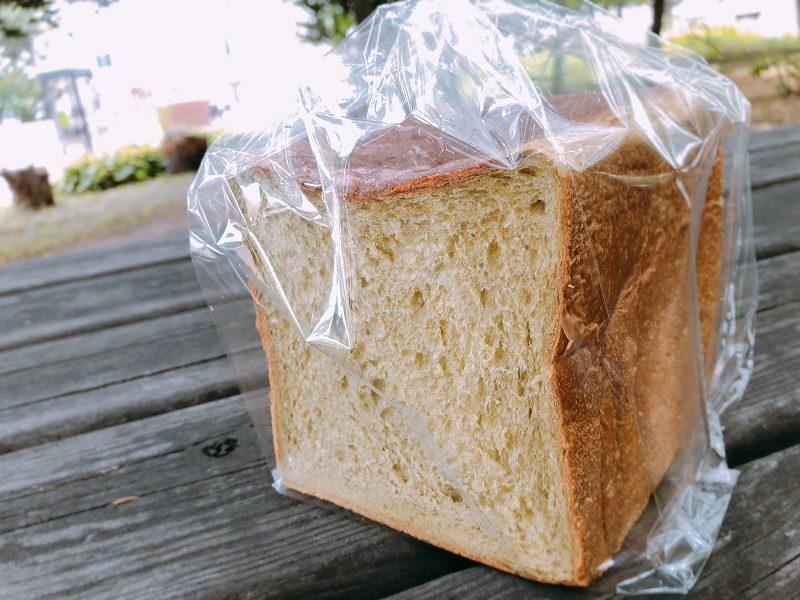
[248,129,724,586]
[549,141,724,582]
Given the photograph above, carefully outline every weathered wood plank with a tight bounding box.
[749,123,800,151]
[0,307,216,377]
[0,304,261,409]
[0,233,188,296]
[0,259,206,352]
[0,358,245,454]
[724,300,800,467]
[719,250,800,466]
[749,141,800,189]
[384,444,800,600]
[0,311,226,408]
[752,178,800,259]
[0,295,268,453]
[669,447,800,600]
[0,396,466,599]
[757,250,800,311]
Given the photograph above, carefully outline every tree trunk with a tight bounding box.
[1,167,54,210]
[351,0,374,24]
[652,0,665,36]
[796,0,800,37]
[161,134,208,174]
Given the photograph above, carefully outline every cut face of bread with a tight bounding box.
[245,131,724,586]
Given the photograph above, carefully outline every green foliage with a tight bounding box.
[752,53,800,97]
[296,0,388,43]
[521,51,596,95]
[298,0,356,43]
[556,0,647,10]
[0,0,55,40]
[298,0,650,43]
[0,66,42,121]
[0,0,54,123]
[60,145,166,194]
[0,1,56,67]
[670,26,800,64]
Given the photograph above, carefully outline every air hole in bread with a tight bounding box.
[516,369,527,396]
[443,485,463,503]
[375,237,395,261]
[529,199,545,214]
[391,463,408,484]
[438,355,449,375]
[411,289,424,308]
[493,342,504,363]
[487,240,500,266]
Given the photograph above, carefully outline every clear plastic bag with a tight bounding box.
[187,0,757,593]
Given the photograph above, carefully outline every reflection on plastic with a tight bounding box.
[188,0,757,593]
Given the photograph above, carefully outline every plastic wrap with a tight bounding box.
[187,0,757,593]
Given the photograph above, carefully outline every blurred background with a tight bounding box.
[0,0,798,261]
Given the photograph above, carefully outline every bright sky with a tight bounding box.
[1,0,796,207]
[34,0,327,122]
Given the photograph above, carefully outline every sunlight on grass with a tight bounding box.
[0,174,194,263]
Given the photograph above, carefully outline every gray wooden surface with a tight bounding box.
[0,125,798,599]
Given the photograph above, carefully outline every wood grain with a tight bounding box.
[724,300,800,466]
[0,296,268,453]
[749,141,800,189]
[757,250,800,311]
[0,259,207,352]
[752,178,800,259]
[0,307,217,377]
[0,396,466,599]
[0,234,188,296]
[748,123,800,151]
[385,444,800,600]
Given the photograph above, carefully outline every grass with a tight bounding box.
[669,27,800,64]
[666,27,800,127]
[3,27,799,265]
[0,173,194,264]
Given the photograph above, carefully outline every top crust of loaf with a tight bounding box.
[257,90,630,201]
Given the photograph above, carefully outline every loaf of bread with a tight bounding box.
[243,109,724,585]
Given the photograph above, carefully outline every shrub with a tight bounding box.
[60,145,165,194]
[752,53,800,97]
[670,26,800,64]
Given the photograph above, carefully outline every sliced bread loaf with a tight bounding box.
[245,126,723,585]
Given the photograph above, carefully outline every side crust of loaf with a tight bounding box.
[549,140,724,582]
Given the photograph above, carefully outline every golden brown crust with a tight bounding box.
[697,152,725,375]
[251,288,285,470]
[256,90,626,203]
[550,139,723,581]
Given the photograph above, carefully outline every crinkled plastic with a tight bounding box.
[187,0,757,594]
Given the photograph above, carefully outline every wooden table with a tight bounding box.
[1,125,798,599]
